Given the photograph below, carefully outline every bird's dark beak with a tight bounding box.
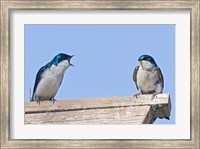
[69,55,74,67]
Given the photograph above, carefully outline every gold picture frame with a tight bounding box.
[1,0,199,148]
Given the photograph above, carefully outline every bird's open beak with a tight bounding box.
[69,55,74,67]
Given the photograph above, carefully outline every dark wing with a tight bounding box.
[157,67,164,89]
[133,66,139,90]
[31,66,46,101]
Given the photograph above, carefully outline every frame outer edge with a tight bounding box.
[0,0,200,148]
[190,1,200,149]
[1,1,10,148]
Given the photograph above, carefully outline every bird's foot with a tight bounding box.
[151,93,158,100]
[36,99,41,105]
[50,99,57,104]
[133,93,141,99]
[53,99,57,104]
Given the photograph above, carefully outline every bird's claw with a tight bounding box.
[133,93,141,99]
[151,93,157,100]
[36,100,41,105]
[52,99,57,104]
[50,99,57,104]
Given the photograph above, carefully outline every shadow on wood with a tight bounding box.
[25,93,171,124]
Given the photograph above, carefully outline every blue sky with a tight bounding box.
[25,24,175,124]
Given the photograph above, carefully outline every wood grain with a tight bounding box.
[25,106,152,124]
[25,94,170,124]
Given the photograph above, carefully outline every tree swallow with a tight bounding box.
[31,53,74,104]
[133,54,169,121]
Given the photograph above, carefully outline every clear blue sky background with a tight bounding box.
[25,24,175,124]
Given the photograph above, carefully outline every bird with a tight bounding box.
[133,54,169,122]
[31,53,74,104]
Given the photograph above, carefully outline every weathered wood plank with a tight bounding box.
[25,106,152,124]
[25,94,171,120]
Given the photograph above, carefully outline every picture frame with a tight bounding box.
[1,0,199,148]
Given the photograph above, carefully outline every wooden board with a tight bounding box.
[25,94,171,124]
[25,106,153,124]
